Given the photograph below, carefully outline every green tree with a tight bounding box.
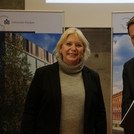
[0,33,32,134]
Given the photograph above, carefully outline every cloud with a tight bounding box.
[113,34,134,66]
[19,32,61,54]
[113,34,134,94]
[113,65,123,92]
[113,84,122,95]
[113,63,123,95]
[42,34,57,52]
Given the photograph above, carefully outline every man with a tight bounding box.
[122,16,134,134]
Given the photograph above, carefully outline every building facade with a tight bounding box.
[112,91,122,127]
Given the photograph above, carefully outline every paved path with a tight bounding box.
[112,129,124,134]
[112,127,124,134]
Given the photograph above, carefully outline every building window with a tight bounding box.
[46,51,49,62]
[35,45,38,57]
[26,40,29,52]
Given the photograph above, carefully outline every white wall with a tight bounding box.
[25,0,134,27]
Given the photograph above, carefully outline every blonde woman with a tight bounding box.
[21,27,107,134]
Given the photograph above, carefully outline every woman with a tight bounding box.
[20,27,107,134]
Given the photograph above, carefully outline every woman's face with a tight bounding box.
[60,34,84,65]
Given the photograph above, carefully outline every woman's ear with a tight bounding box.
[59,44,62,54]
[60,49,62,54]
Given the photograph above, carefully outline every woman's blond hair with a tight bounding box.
[54,27,91,62]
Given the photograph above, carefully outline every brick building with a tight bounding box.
[112,91,122,127]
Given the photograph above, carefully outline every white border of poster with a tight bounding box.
[0,10,64,33]
[112,11,134,133]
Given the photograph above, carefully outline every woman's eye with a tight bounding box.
[76,44,82,47]
[66,43,72,46]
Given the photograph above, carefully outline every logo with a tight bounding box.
[121,17,130,30]
[4,19,10,25]
[0,16,9,30]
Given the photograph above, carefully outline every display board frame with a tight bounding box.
[112,11,134,134]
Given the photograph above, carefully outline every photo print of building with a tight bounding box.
[112,12,134,134]
[0,32,61,134]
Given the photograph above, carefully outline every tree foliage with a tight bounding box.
[0,33,32,134]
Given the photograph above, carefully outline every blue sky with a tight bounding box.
[19,32,62,55]
[113,34,134,94]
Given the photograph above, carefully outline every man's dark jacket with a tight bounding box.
[21,62,107,134]
[122,58,134,134]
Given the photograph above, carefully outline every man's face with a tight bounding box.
[129,24,134,46]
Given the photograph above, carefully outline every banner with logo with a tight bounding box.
[112,12,134,134]
[0,10,63,134]
[0,10,63,33]
[0,10,64,54]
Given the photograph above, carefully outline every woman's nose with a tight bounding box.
[71,44,76,50]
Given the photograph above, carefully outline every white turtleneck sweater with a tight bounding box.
[58,57,85,134]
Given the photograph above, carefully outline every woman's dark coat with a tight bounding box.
[21,62,107,134]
